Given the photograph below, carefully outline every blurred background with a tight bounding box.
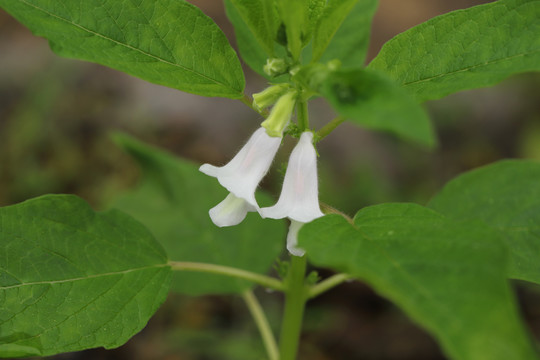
[1,0,539,359]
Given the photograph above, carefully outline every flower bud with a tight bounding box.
[264,58,288,77]
[252,84,290,111]
[261,90,297,137]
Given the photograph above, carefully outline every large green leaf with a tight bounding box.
[111,134,285,296]
[300,204,539,360]
[320,68,435,147]
[429,160,540,285]
[0,195,170,358]
[312,0,378,67]
[0,0,245,98]
[369,0,540,102]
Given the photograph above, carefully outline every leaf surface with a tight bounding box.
[301,204,539,360]
[228,0,280,56]
[0,0,245,98]
[0,195,170,358]
[224,0,286,79]
[111,134,285,295]
[429,160,540,284]
[369,0,540,102]
[320,68,435,147]
[277,0,310,59]
[313,0,378,66]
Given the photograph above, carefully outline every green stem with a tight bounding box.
[168,261,284,291]
[278,255,308,360]
[242,290,280,360]
[308,273,352,299]
[297,99,309,131]
[316,116,346,141]
[241,93,269,117]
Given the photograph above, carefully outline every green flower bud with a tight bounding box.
[261,90,298,137]
[264,58,288,77]
[252,83,290,111]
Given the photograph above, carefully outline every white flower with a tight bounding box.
[260,131,324,255]
[200,127,281,227]
[261,132,324,222]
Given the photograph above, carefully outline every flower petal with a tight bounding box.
[209,193,256,227]
[260,132,324,223]
[200,127,281,208]
[286,220,306,257]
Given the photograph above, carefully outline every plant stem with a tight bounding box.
[316,116,346,141]
[278,255,308,360]
[308,273,352,299]
[168,261,284,291]
[297,99,309,131]
[242,290,280,360]
[241,93,269,117]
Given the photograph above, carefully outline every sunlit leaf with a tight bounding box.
[0,0,245,98]
[369,0,540,102]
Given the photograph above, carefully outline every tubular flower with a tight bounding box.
[260,131,324,256]
[200,127,281,227]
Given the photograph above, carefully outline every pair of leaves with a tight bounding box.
[226,0,377,77]
[2,0,539,148]
[300,160,540,360]
[0,0,245,98]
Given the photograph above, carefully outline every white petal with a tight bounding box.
[286,220,306,257]
[199,127,281,208]
[209,193,255,227]
[260,132,324,223]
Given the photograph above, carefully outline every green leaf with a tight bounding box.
[317,0,378,67]
[0,0,245,98]
[429,160,540,285]
[305,0,326,45]
[312,0,377,66]
[227,0,280,56]
[110,134,285,295]
[224,0,286,79]
[369,0,540,102]
[301,204,539,360]
[277,0,310,60]
[0,195,171,358]
[320,68,436,147]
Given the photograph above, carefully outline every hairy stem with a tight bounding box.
[169,261,284,291]
[308,273,353,299]
[297,99,309,131]
[243,290,280,360]
[278,255,308,360]
[316,116,346,141]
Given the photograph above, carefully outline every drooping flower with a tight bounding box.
[200,89,298,227]
[200,127,281,227]
[260,131,324,255]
